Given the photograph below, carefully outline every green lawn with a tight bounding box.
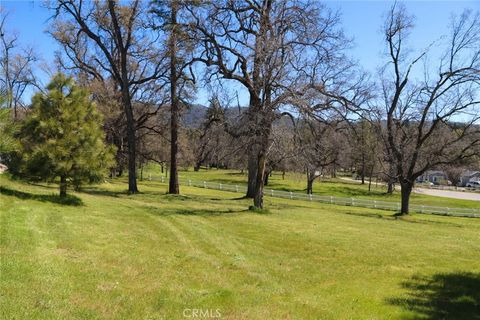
[1,174,480,319]
[143,166,480,209]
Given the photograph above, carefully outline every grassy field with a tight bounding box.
[1,174,480,319]
[144,166,480,209]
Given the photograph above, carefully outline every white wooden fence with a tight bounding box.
[149,175,480,218]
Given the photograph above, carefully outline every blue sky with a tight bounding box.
[1,0,479,105]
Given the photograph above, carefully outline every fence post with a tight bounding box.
[203,181,207,188]
[235,185,239,192]
[271,189,274,197]
[374,200,377,209]
[161,176,164,183]
[219,183,222,190]
[330,196,334,204]
[290,192,293,199]
[309,194,312,201]
[421,205,424,214]
[351,198,355,206]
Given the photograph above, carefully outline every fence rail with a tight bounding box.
[148,175,480,218]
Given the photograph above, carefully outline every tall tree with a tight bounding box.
[380,4,480,214]
[191,0,349,208]
[50,0,168,193]
[17,74,114,197]
[168,1,180,194]
[150,0,196,194]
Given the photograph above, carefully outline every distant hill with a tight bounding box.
[182,104,207,128]
[181,103,295,129]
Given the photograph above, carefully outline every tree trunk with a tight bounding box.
[400,180,412,215]
[361,153,365,184]
[60,174,67,197]
[168,2,179,195]
[115,0,138,194]
[194,163,200,172]
[252,115,271,208]
[124,96,138,193]
[307,178,313,194]
[118,61,138,191]
[253,152,266,209]
[264,169,270,186]
[246,149,257,198]
[386,161,395,194]
[331,162,337,178]
[387,181,394,194]
[368,163,374,192]
[113,136,124,177]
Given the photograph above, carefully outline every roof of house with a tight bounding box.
[424,170,446,176]
[462,171,480,178]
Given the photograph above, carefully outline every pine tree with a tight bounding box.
[18,74,114,197]
[0,106,17,155]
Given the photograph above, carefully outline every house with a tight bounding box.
[417,170,448,184]
[459,171,480,187]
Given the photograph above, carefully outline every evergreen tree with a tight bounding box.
[18,74,114,197]
[0,105,18,155]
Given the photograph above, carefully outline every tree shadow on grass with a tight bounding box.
[0,186,83,206]
[154,193,248,203]
[145,205,248,217]
[27,182,59,190]
[80,187,126,198]
[387,272,480,319]
[343,211,388,220]
[341,211,461,226]
[225,171,246,176]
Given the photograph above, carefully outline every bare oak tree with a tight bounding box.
[296,119,340,194]
[50,0,168,193]
[190,0,348,208]
[380,4,480,214]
